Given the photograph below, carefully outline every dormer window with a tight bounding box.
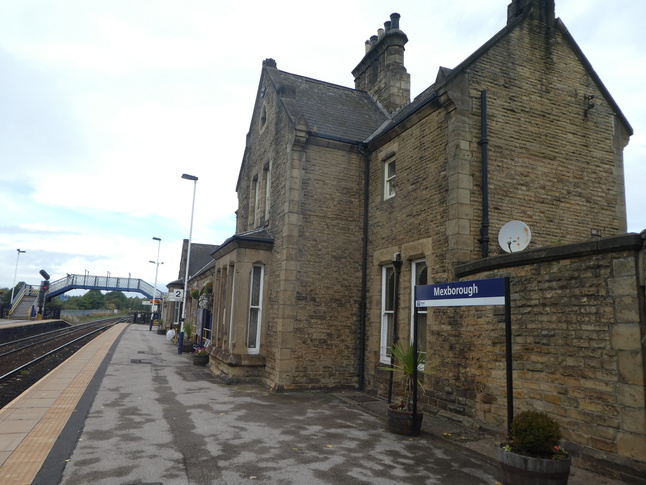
[384,158,396,200]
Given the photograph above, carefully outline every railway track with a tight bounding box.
[0,317,131,409]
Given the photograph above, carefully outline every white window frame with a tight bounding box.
[264,161,271,222]
[252,177,260,227]
[380,264,395,363]
[247,264,264,354]
[174,303,182,326]
[384,158,396,200]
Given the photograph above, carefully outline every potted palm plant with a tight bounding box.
[182,321,196,353]
[498,410,571,485]
[380,341,429,436]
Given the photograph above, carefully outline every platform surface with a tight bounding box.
[0,323,627,485]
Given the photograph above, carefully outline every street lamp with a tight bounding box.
[10,249,26,302]
[179,173,198,354]
[149,236,163,331]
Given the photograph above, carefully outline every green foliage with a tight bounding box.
[184,321,195,340]
[379,341,429,411]
[52,291,147,311]
[1,282,26,306]
[0,283,145,312]
[510,410,562,456]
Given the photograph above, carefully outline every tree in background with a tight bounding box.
[0,282,27,306]
[49,290,146,312]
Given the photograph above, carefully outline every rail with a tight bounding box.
[0,318,123,382]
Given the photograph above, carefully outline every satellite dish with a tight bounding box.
[498,221,532,253]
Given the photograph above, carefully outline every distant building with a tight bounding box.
[164,239,218,332]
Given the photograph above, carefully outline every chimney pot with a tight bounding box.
[384,20,391,32]
[377,28,384,39]
[370,34,378,47]
[364,40,371,53]
[390,12,400,30]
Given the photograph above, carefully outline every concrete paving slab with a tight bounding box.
[25,323,629,485]
[50,326,503,485]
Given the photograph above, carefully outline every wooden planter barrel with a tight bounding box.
[387,408,423,436]
[497,447,571,485]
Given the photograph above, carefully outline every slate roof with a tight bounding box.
[274,71,388,143]
[211,227,274,259]
[187,243,219,279]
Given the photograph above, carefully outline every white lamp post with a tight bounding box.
[179,173,198,354]
[10,249,26,303]
[149,236,163,331]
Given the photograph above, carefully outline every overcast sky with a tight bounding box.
[1,0,644,295]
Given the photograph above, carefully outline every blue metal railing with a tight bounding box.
[47,274,160,300]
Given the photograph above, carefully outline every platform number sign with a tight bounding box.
[170,289,183,301]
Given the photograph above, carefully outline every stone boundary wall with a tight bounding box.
[450,233,645,480]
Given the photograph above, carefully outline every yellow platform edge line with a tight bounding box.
[0,323,128,484]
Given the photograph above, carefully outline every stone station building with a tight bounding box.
[165,0,645,479]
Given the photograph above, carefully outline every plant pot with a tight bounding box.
[387,407,423,436]
[497,447,571,485]
[157,327,166,335]
[193,354,209,366]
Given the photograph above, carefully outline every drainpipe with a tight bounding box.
[479,90,490,258]
[358,144,370,391]
[387,252,403,403]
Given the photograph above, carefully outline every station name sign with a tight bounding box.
[416,278,506,307]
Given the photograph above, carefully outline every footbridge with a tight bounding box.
[5,274,160,319]
[47,274,158,300]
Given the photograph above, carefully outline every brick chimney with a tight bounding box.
[352,13,410,114]
[507,0,555,24]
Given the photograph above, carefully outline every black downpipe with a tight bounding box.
[358,145,370,391]
[387,255,402,403]
[479,90,490,258]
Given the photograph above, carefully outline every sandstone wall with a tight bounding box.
[451,234,646,477]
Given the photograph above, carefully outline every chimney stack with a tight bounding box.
[352,13,410,114]
[507,0,555,25]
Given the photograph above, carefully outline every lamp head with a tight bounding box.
[181,173,198,181]
[153,237,161,241]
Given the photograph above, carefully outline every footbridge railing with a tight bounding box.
[47,274,159,300]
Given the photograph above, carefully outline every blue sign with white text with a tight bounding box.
[415,278,506,307]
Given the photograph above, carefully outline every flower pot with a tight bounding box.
[387,407,423,436]
[156,327,166,335]
[497,447,571,485]
[193,354,209,366]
